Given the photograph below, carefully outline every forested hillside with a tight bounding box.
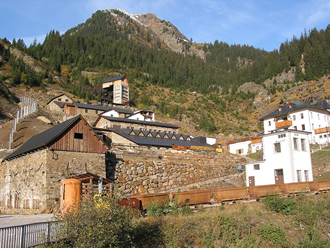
[1,9,330,136]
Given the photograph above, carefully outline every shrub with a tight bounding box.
[48,194,133,247]
[258,222,287,245]
[263,194,297,215]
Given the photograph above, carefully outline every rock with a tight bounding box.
[37,116,52,124]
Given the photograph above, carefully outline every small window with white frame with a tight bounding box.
[293,115,296,121]
[297,170,302,182]
[301,113,304,119]
[268,121,271,126]
[274,142,281,153]
[293,138,298,150]
[304,170,309,181]
[254,164,260,170]
[301,139,306,151]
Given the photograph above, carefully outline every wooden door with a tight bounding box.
[274,169,284,184]
[249,176,255,186]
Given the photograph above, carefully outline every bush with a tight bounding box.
[263,194,297,215]
[48,194,133,247]
[258,222,287,245]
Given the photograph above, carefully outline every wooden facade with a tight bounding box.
[49,117,109,153]
[63,104,77,116]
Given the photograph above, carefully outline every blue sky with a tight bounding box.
[1,0,330,51]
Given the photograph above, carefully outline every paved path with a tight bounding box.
[0,214,55,228]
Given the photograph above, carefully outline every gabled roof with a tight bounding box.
[259,100,324,120]
[3,115,109,161]
[97,116,180,129]
[110,128,211,148]
[47,94,72,104]
[313,99,330,111]
[102,75,126,84]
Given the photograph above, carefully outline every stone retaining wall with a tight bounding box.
[111,147,247,194]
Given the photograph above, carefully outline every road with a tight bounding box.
[0,214,55,228]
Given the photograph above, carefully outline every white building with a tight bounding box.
[245,129,313,186]
[259,100,330,144]
[228,138,262,155]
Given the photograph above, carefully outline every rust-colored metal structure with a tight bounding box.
[60,178,82,216]
[132,180,330,210]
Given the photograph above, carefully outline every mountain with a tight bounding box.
[0,9,330,140]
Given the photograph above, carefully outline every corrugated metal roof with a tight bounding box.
[4,116,80,161]
[102,75,126,84]
[101,116,180,129]
[110,128,211,148]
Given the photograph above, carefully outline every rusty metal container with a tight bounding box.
[173,190,212,205]
[212,187,248,203]
[133,193,170,210]
[248,184,283,199]
[60,178,82,216]
[283,182,310,194]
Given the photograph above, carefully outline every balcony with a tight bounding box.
[275,120,292,129]
[314,127,330,134]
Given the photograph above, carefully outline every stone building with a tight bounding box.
[0,115,110,214]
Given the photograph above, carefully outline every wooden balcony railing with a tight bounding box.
[314,127,330,134]
[275,120,292,129]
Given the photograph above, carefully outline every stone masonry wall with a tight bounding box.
[110,147,246,195]
[0,149,107,214]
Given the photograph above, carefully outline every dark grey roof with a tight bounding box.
[107,107,134,115]
[54,101,65,108]
[259,100,318,120]
[313,99,330,111]
[101,116,180,129]
[74,103,111,112]
[102,75,126,84]
[110,128,211,148]
[64,103,76,107]
[4,116,80,161]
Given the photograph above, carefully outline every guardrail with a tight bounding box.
[0,221,61,248]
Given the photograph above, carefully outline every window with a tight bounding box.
[274,143,281,153]
[58,98,62,101]
[301,113,304,119]
[293,138,298,150]
[319,135,322,139]
[95,110,98,114]
[74,133,83,139]
[312,123,314,130]
[301,124,305,130]
[294,126,297,130]
[268,121,271,126]
[301,139,306,151]
[237,149,243,155]
[304,170,309,181]
[310,112,313,118]
[85,109,88,113]
[318,114,320,120]
[254,164,260,170]
[297,170,302,182]
[293,115,296,121]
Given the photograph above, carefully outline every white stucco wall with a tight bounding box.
[246,130,313,186]
[229,141,251,155]
[102,110,119,118]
